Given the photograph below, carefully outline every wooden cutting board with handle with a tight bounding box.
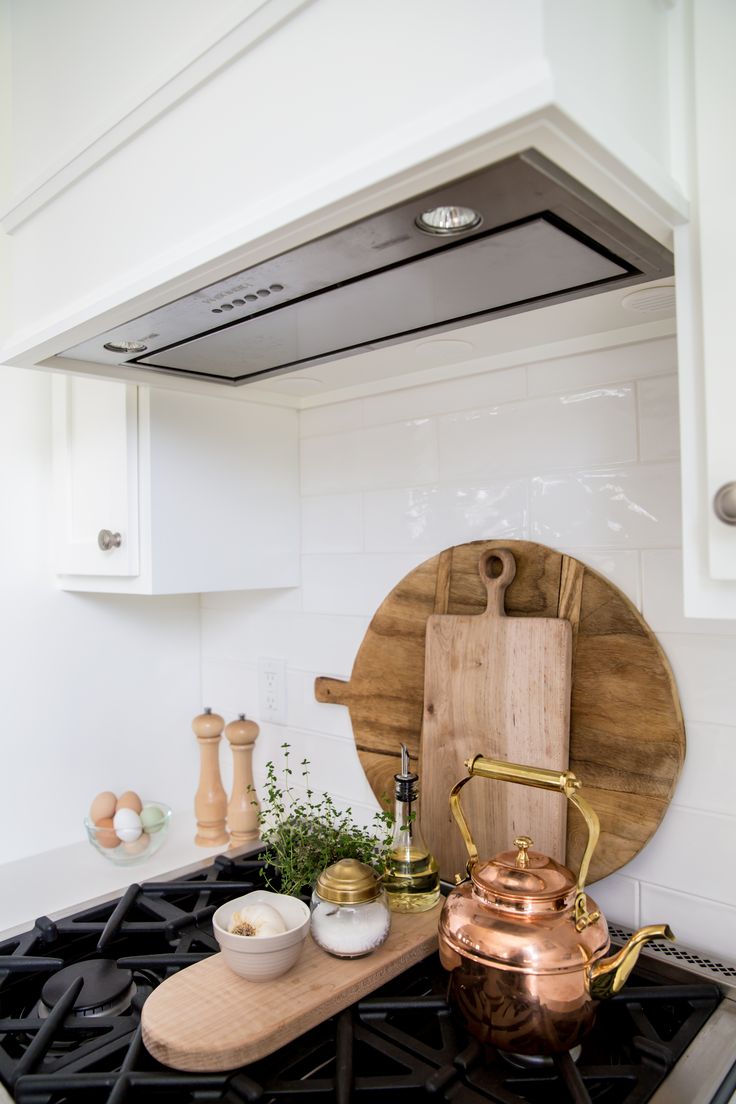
[141,905,440,1071]
[420,546,572,882]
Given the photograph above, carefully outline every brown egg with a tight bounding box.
[95,817,120,848]
[123,832,150,856]
[116,791,143,814]
[90,791,117,823]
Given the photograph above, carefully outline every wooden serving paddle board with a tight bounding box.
[141,904,441,1072]
[315,539,685,885]
[419,547,572,882]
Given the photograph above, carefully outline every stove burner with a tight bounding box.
[503,1043,582,1069]
[0,856,725,1104]
[38,959,135,1019]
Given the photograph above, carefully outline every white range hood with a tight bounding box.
[52,151,672,389]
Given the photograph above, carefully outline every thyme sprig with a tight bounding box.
[253,743,393,897]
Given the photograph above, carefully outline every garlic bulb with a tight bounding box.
[228,902,287,937]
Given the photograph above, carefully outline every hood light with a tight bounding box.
[621,285,676,314]
[415,205,482,236]
[104,340,148,354]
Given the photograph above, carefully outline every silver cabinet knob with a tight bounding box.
[98,529,122,551]
[714,483,736,526]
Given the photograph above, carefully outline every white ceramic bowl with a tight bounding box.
[212,890,310,981]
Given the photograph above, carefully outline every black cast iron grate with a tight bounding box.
[0,852,722,1104]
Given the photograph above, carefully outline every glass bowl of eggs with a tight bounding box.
[84,791,172,865]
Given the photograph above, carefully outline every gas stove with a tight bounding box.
[1,849,735,1104]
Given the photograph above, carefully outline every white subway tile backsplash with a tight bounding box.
[301,553,425,616]
[588,873,639,929]
[300,399,363,438]
[202,605,369,677]
[438,481,529,546]
[285,668,355,739]
[199,656,259,719]
[302,493,363,554]
[364,486,442,553]
[531,463,681,548]
[641,549,736,635]
[363,481,529,553]
[639,883,736,962]
[257,779,381,830]
[637,376,679,461]
[657,632,736,727]
[439,387,637,480]
[270,728,380,811]
[673,722,736,817]
[527,337,676,397]
[357,420,439,489]
[555,548,641,607]
[200,587,302,613]
[300,430,366,495]
[361,365,526,426]
[625,805,736,907]
[301,419,438,495]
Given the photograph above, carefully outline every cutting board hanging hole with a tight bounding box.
[480,548,516,617]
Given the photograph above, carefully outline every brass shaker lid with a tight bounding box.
[472,835,575,904]
[315,858,382,904]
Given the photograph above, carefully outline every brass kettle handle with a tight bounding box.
[449,754,601,932]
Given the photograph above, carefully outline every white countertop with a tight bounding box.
[0,810,243,939]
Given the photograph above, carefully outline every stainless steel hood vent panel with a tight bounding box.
[57,151,673,386]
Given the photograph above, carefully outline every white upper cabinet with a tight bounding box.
[673,0,736,613]
[53,377,139,578]
[52,376,300,594]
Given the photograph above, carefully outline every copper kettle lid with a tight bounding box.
[472,835,575,905]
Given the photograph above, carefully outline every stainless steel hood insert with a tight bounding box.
[57,151,673,386]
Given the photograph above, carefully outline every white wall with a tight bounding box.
[0,366,202,865]
[201,334,736,963]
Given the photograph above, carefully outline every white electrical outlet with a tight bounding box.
[258,657,287,724]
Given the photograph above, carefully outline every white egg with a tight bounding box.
[228,902,287,937]
[113,807,142,843]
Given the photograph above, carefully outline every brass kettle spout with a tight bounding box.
[588,924,675,1000]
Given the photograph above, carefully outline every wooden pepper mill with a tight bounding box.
[224,713,260,845]
[193,707,229,847]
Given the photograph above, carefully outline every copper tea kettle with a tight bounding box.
[438,754,674,1056]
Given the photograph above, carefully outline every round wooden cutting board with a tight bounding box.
[315,539,685,884]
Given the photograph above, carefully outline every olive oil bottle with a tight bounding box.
[383,744,440,912]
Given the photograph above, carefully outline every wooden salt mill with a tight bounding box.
[192,707,229,847]
[224,714,260,845]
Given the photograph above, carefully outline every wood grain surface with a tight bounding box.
[141,904,441,1071]
[420,547,572,881]
[315,540,685,884]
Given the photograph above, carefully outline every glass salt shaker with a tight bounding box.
[310,858,391,958]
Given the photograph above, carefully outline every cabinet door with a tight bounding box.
[677,0,736,616]
[52,376,139,576]
[695,1,736,580]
